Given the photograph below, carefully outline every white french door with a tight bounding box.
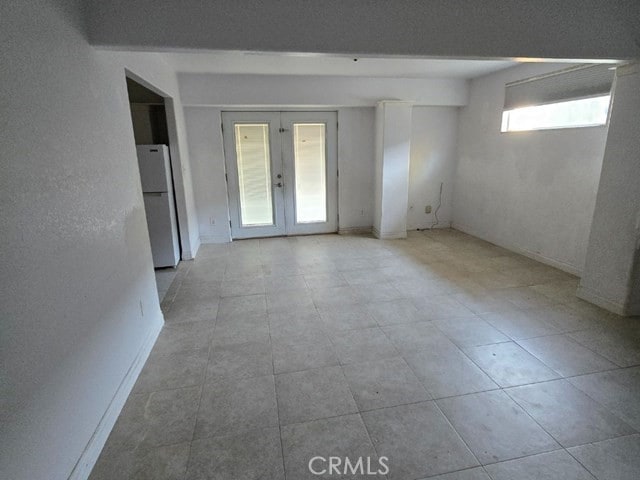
[222,111,338,239]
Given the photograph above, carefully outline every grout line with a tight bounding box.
[477,446,565,468]
[267,306,289,480]
[183,297,221,478]
[564,447,601,480]
[512,335,622,374]
[336,363,388,479]
[431,400,487,475]
[560,331,634,370]
[178,400,638,457]
[105,233,640,479]
[563,433,640,479]
[419,464,494,479]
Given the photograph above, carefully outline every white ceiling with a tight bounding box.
[164,51,518,79]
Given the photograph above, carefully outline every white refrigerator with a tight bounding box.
[137,145,180,268]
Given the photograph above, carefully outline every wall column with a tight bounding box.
[373,101,413,239]
[578,63,640,315]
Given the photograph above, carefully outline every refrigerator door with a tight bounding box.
[143,192,180,268]
[137,145,170,193]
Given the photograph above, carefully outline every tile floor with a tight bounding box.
[155,266,180,302]
[91,229,640,480]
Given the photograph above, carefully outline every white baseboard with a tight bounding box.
[452,222,581,276]
[576,285,627,316]
[68,316,164,480]
[372,227,407,240]
[200,234,232,245]
[338,226,373,235]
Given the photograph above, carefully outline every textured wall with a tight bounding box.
[408,107,459,230]
[579,64,640,314]
[0,1,196,478]
[453,64,608,274]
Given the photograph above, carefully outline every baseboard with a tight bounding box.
[576,285,627,316]
[68,316,164,480]
[452,222,581,276]
[372,227,407,240]
[200,234,232,244]
[338,226,373,235]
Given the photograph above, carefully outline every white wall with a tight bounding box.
[183,107,231,243]
[0,1,197,478]
[336,108,376,231]
[86,0,640,59]
[578,63,640,314]
[163,95,201,258]
[177,72,465,242]
[408,106,459,230]
[453,63,608,274]
[373,104,384,235]
[373,102,413,239]
[178,74,468,107]
[183,107,377,241]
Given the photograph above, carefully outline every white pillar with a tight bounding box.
[578,63,640,315]
[373,101,413,239]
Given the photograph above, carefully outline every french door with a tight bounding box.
[222,111,338,239]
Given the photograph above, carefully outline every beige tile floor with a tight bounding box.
[90,229,640,480]
[155,267,179,302]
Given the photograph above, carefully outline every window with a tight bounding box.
[501,95,611,132]
[501,64,614,133]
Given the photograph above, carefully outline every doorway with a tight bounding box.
[126,76,182,301]
[222,111,338,239]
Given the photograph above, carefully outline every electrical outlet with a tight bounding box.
[425,205,432,214]
[210,217,216,225]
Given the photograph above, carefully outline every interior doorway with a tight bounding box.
[126,76,182,301]
[222,111,338,239]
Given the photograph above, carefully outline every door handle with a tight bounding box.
[274,182,283,188]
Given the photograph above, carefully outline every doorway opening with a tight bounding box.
[222,111,338,239]
[126,77,182,301]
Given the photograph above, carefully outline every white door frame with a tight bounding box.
[222,111,286,239]
[281,111,338,235]
[222,110,338,239]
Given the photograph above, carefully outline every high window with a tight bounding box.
[501,64,615,132]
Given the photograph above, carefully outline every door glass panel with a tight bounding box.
[234,124,274,226]
[293,123,326,223]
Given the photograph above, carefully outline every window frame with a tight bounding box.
[500,94,611,133]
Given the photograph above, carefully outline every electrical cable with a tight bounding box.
[430,182,443,229]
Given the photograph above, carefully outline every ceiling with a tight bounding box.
[164,51,518,79]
